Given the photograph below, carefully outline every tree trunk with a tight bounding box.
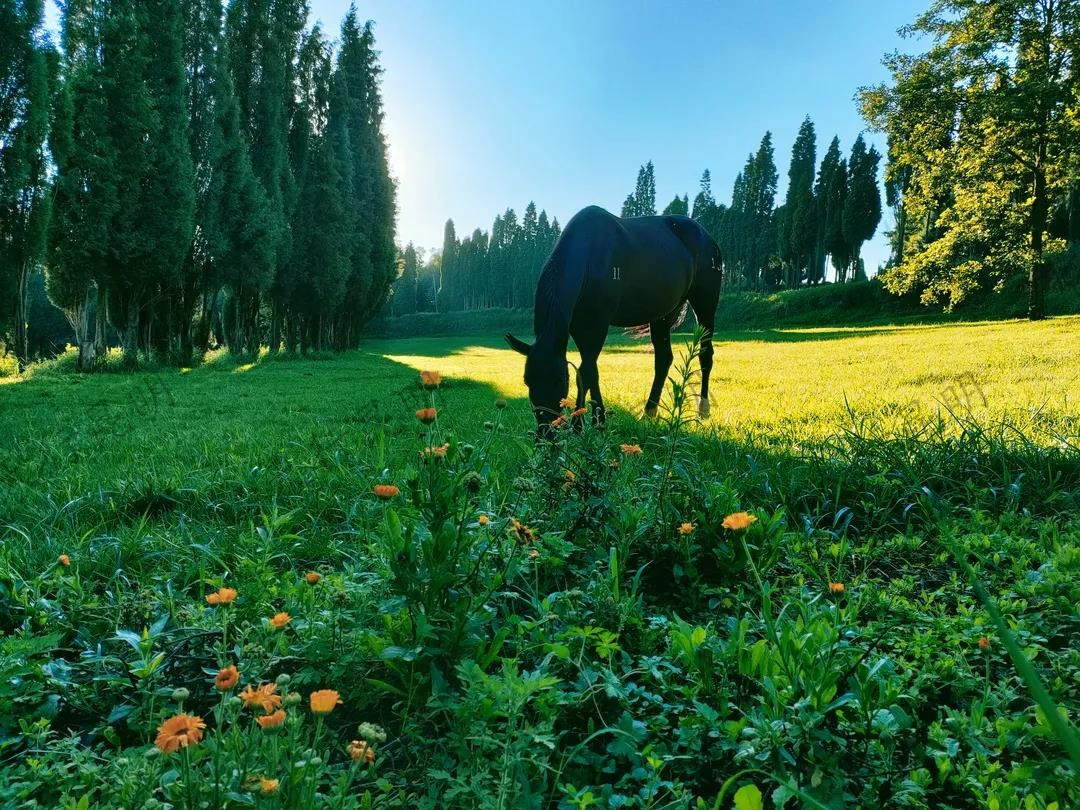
[14,263,30,372]
[1028,141,1050,321]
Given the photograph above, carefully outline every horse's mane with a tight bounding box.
[533,240,571,338]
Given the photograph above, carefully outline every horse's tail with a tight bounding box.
[624,300,688,340]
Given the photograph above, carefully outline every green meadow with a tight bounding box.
[1,318,1079,809]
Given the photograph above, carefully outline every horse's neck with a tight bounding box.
[535,328,569,361]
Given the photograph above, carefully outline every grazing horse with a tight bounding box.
[505,205,722,428]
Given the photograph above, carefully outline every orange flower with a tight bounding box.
[678,522,695,535]
[550,415,567,428]
[509,517,535,544]
[416,407,437,424]
[154,713,206,753]
[559,398,575,409]
[268,612,291,630]
[828,581,845,595]
[978,636,991,650]
[239,682,282,713]
[256,709,287,729]
[373,484,400,499]
[420,443,449,460]
[420,370,441,389]
[564,469,575,482]
[309,689,342,714]
[348,739,376,763]
[571,407,587,418]
[721,511,757,531]
[620,443,642,455]
[259,777,279,795]
[58,553,71,567]
[214,664,239,690]
[478,514,490,525]
[205,587,238,606]
[305,571,321,585]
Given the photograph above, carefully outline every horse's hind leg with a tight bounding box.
[688,286,719,418]
[644,314,676,418]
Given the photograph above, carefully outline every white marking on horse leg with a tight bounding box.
[644,404,658,419]
[698,397,711,418]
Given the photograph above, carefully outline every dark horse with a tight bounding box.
[505,205,722,427]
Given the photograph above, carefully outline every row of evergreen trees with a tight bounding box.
[387,201,565,316]
[637,120,882,291]
[1,0,395,369]
[393,117,880,314]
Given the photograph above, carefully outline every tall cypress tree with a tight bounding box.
[621,161,657,217]
[98,0,158,359]
[842,134,882,281]
[741,133,778,289]
[47,2,115,370]
[140,0,196,358]
[812,137,843,284]
[181,0,226,359]
[204,40,274,352]
[825,159,850,281]
[780,116,817,288]
[0,0,53,368]
[336,8,396,345]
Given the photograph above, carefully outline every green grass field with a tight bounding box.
[1,317,1079,808]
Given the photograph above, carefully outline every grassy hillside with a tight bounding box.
[1,318,1078,808]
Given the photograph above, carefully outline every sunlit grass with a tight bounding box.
[375,315,1080,446]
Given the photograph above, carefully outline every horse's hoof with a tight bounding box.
[698,398,711,419]
[644,404,658,419]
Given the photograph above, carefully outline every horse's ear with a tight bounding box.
[504,333,531,356]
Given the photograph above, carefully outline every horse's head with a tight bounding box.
[505,333,569,426]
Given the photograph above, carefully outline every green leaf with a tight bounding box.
[733,783,763,810]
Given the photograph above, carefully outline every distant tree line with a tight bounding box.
[393,120,882,314]
[0,0,395,370]
[860,0,1080,319]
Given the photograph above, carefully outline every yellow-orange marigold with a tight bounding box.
[421,443,449,460]
[214,664,239,690]
[721,511,757,531]
[620,443,642,455]
[678,522,695,535]
[259,777,279,795]
[305,571,321,585]
[309,689,342,714]
[550,415,567,428]
[559,397,575,409]
[256,709,287,729]
[58,553,71,567]
[478,514,490,525]
[268,612,291,630]
[420,370,441,389]
[509,517,535,544]
[828,581,845,595]
[415,407,437,424]
[571,407,587,418]
[564,469,575,482]
[239,682,282,713]
[373,483,400,499]
[154,713,206,753]
[978,636,991,650]
[348,739,376,764]
[205,587,238,606]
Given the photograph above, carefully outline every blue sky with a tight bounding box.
[306,0,929,274]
